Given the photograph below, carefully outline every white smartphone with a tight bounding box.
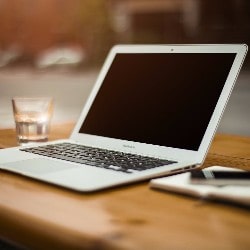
[190,169,250,186]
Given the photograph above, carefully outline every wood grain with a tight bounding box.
[0,124,250,249]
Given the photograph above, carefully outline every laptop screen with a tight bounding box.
[79,53,236,150]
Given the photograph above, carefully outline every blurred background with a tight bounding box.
[0,0,250,135]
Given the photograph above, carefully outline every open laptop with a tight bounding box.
[0,44,247,192]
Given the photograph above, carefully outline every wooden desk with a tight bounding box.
[0,123,250,250]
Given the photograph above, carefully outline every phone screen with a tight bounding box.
[190,170,250,185]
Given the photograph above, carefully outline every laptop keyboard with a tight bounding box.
[20,143,177,174]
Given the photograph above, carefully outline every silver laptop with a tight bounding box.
[0,44,247,192]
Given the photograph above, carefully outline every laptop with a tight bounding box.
[0,44,247,192]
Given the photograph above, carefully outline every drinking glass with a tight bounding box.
[12,97,54,145]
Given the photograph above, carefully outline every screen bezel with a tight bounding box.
[71,44,247,164]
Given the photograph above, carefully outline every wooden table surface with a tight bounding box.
[0,123,250,250]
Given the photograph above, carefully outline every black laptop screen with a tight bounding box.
[79,53,236,150]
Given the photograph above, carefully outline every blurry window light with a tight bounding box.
[36,47,85,69]
[112,4,131,33]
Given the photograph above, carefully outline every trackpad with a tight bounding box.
[3,158,76,175]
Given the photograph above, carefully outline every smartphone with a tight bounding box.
[190,170,250,185]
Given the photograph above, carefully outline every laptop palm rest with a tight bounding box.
[3,158,76,176]
[3,158,130,191]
